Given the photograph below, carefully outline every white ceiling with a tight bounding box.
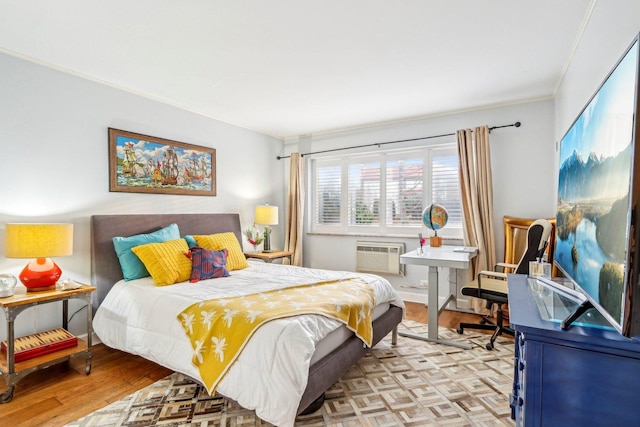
[0,0,594,139]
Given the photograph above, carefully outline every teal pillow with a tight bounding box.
[112,223,180,280]
[183,235,198,248]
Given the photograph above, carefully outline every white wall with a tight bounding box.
[555,1,640,140]
[0,53,284,339]
[285,99,556,304]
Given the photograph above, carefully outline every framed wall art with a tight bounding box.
[108,128,216,196]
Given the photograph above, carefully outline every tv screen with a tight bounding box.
[554,34,640,337]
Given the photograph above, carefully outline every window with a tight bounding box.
[310,144,462,237]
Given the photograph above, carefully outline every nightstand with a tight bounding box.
[0,284,95,403]
[244,250,293,264]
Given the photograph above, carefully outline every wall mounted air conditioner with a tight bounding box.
[355,241,405,276]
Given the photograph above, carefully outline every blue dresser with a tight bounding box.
[508,274,640,426]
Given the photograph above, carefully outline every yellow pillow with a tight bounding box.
[193,232,248,271]
[131,238,191,286]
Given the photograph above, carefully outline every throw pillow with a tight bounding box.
[183,235,198,248]
[193,232,249,271]
[112,223,180,281]
[187,247,230,282]
[131,238,192,286]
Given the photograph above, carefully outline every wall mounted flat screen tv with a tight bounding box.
[554,33,640,337]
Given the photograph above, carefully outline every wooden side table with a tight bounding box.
[244,250,293,264]
[0,284,95,403]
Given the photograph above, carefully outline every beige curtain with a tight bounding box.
[284,153,304,266]
[457,126,497,314]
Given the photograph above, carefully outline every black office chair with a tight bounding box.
[457,218,553,350]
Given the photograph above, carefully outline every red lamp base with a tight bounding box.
[19,258,61,292]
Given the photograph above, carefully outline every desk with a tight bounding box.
[400,246,477,349]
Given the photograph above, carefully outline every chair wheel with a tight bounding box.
[485,343,494,350]
[456,327,464,334]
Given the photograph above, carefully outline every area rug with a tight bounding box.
[66,321,515,426]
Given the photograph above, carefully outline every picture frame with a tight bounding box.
[108,128,216,196]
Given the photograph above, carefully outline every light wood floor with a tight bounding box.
[0,302,488,427]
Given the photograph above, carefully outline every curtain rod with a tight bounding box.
[277,121,521,160]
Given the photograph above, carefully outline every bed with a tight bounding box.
[90,213,404,426]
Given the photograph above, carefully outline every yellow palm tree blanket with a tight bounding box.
[178,278,375,394]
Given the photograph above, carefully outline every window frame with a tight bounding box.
[308,142,463,238]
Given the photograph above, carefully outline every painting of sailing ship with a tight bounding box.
[108,128,216,196]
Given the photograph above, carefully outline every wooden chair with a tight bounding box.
[502,216,556,276]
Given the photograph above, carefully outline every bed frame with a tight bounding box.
[90,213,402,414]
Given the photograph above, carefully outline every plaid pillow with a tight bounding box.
[187,247,230,283]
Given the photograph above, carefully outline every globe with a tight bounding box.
[422,204,448,234]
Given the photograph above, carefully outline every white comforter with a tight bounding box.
[92,260,404,426]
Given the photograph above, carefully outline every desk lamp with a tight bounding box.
[254,205,278,253]
[5,223,73,292]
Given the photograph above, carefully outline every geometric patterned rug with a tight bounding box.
[65,321,515,426]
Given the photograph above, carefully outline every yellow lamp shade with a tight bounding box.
[254,205,278,226]
[5,223,74,258]
[5,223,73,291]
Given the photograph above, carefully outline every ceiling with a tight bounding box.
[0,1,594,139]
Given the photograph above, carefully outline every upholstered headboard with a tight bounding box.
[90,213,242,310]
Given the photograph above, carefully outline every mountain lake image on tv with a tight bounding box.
[555,35,640,335]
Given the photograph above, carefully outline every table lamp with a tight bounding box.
[254,205,278,253]
[5,223,74,292]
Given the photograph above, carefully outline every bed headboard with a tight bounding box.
[90,213,242,310]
